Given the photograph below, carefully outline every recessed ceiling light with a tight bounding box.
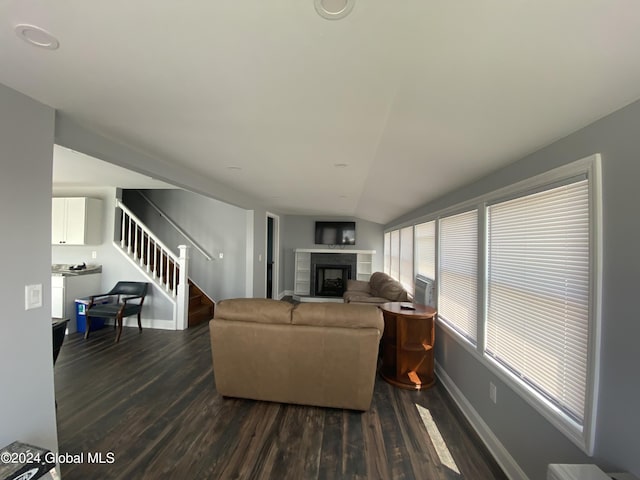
[334,163,348,168]
[314,0,355,20]
[15,24,59,50]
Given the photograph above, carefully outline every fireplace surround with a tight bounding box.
[293,248,375,301]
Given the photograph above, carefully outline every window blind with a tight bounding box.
[384,232,391,275]
[416,221,436,280]
[390,229,400,280]
[439,210,478,343]
[399,226,414,294]
[486,179,590,424]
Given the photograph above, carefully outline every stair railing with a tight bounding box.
[135,190,213,261]
[115,200,189,330]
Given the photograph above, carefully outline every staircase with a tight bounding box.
[115,200,215,329]
[189,281,214,327]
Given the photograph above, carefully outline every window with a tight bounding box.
[383,232,391,275]
[415,221,436,280]
[486,178,590,426]
[384,226,415,293]
[438,210,478,344]
[399,226,414,294]
[390,229,400,279]
[382,155,600,453]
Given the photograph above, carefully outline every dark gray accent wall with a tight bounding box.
[123,189,250,301]
[386,99,640,478]
[281,215,384,292]
[0,83,58,453]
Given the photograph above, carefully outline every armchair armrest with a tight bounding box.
[88,293,115,307]
[122,295,144,305]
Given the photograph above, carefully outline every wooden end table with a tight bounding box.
[379,302,437,390]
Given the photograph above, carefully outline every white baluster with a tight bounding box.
[133,221,138,261]
[127,216,132,254]
[120,209,126,249]
[146,235,151,272]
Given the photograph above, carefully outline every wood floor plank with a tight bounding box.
[54,323,508,480]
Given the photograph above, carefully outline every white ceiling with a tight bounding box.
[53,145,174,189]
[3,1,640,224]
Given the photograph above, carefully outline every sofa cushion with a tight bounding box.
[215,298,293,325]
[345,279,371,294]
[344,295,391,305]
[343,291,371,303]
[292,302,383,331]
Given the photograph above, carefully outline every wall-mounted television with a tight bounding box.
[315,221,356,246]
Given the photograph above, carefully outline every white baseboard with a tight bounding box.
[106,318,176,331]
[435,363,529,480]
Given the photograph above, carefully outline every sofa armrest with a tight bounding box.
[345,279,371,293]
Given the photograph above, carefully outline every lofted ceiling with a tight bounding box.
[53,145,174,190]
[3,1,640,224]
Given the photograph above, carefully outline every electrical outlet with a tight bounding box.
[489,382,497,404]
[91,251,97,259]
[218,252,224,259]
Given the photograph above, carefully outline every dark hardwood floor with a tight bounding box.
[54,323,507,480]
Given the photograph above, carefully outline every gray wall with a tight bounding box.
[0,84,58,453]
[281,215,384,292]
[387,99,640,478]
[52,187,174,324]
[122,189,250,301]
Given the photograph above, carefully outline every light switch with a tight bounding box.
[218,252,224,259]
[25,284,43,310]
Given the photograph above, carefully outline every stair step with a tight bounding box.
[189,293,203,307]
[188,303,213,326]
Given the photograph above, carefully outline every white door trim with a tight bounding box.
[266,212,280,299]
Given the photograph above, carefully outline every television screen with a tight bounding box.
[315,221,356,245]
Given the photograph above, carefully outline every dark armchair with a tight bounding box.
[86,281,149,342]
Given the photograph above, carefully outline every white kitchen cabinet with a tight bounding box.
[52,197,103,245]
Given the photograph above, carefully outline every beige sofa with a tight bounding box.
[209,298,384,411]
[343,271,410,305]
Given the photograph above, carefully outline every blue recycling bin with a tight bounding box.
[76,296,110,333]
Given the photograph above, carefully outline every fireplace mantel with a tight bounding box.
[293,249,375,302]
[294,248,375,255]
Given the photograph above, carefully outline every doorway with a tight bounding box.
[266,213,280,299]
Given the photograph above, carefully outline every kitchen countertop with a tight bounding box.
[52,264,102,276]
